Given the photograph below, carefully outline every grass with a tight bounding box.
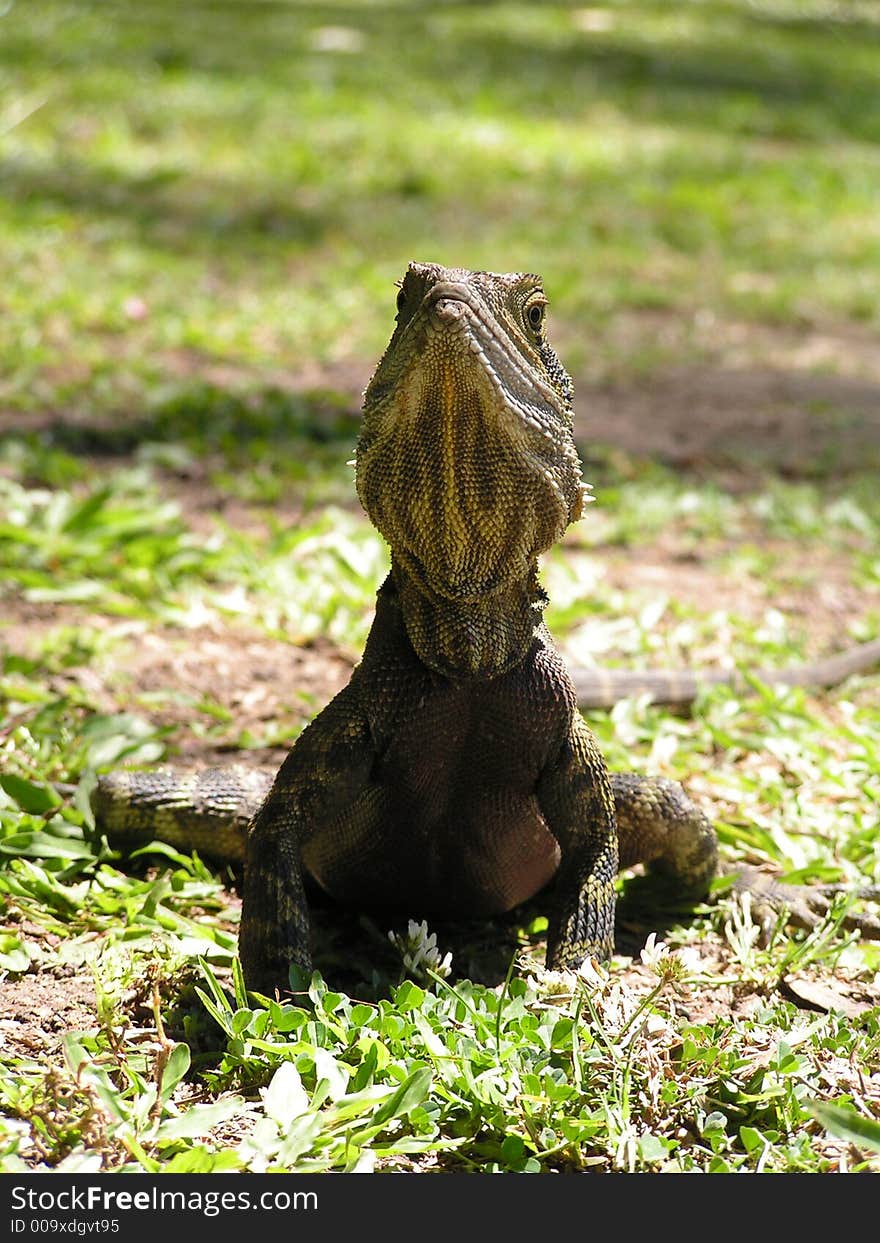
[4,0,880,404]
[1,0,880,1175]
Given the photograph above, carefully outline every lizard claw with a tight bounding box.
[728,867,880,941]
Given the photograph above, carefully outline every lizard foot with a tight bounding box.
[726,866,880,941]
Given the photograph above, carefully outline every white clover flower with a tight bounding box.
[640,932,695,983]
[388,919,453,979]
[722,890,762,963]
[532,966,579,997]
[673,945,702,975]
[577,955,609,988]
[639,932,670,970]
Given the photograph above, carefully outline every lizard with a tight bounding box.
[91,262,880,993]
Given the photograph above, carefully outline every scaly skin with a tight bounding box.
[236,262,713,994]
[91,263,880,992]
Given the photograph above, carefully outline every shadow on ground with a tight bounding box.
[0,379,362,459]
[3,355,878,483]
[575,363,880,478]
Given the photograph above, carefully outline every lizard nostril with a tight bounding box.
[433,298,466,323]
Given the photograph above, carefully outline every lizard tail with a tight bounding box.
[570,637,880,709]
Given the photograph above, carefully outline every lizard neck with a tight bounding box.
[388,556,547,679]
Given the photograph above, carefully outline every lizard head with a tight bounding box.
[357,262,590,602]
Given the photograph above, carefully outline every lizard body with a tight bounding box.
[92,263,880,992]
[237,264,629,990]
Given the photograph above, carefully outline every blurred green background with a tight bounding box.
[3,0,879,441]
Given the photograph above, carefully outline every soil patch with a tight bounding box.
[576,364,880,477]
[0,962,97,1062]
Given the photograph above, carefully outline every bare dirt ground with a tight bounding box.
[575,311,880,477]
[2,328,880,1060]
[0,951,98,1063]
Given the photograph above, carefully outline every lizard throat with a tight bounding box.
[358,367,577,602]
[391,557,548,679]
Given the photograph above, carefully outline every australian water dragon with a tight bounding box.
[93,263,880,993]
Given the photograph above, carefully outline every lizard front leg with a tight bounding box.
[239,679,376,995]
[537,712,619,970]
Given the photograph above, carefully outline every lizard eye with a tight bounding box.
[526,302,545,332]
[396,287,407,313]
